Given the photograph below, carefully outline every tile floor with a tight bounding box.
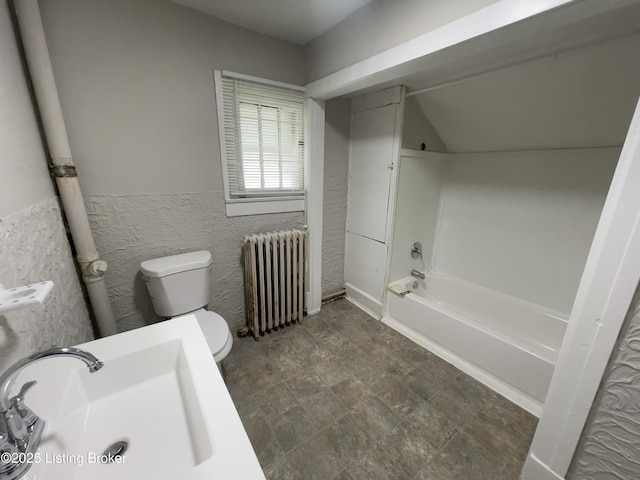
[221,299,537,480]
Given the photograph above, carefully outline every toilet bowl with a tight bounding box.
[181,308,233,363]
[140,250,233,364]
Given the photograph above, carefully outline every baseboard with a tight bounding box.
[344,283,383,319]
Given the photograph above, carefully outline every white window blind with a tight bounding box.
[219,74,305,199]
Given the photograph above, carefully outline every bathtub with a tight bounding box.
[383,272,568,415]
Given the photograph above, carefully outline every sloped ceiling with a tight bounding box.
[413,33,640,152]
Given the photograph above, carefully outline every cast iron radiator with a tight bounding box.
[243,229,306,339]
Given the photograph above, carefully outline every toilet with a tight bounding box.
[140,250,233,365]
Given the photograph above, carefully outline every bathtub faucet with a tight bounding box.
[411,270,425,280]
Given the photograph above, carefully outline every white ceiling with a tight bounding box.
[171,0,371,45]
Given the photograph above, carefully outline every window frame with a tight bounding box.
[214,70,306,217]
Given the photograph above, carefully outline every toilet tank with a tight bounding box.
[140,251,212,317]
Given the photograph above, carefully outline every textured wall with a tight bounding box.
[85,192,303,332]
[322,98,350,297]
[0,1,92,371]
[0,199,93,370]
[568,282,640,479]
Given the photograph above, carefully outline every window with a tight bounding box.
[215,71,305,216]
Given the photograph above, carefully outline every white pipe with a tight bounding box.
[13,0,118,336]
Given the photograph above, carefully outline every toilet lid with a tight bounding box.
[193,310,231,356]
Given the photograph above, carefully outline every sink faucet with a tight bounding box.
[0,347,103,479]
[411,269,425,280]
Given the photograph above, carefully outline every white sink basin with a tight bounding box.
[15,316,263,480]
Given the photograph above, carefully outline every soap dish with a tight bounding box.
[387,284,410,297]
[0,282,54,315]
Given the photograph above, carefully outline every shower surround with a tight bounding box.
[384,147,618,414]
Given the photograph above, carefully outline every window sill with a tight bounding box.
[225,198,305,217]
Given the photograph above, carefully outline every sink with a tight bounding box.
[34,341,212,479]
[14,316,263,480]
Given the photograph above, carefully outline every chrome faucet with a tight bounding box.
[0,347,103,479]
[411,269,425,280]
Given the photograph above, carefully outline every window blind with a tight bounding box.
[219,75,305,198]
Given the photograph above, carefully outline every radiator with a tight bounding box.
[243,229,307,339]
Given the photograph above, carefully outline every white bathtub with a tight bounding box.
[383,272,568,415]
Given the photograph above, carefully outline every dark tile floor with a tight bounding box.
[221,299,537,480]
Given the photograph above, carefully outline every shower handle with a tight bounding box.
[410,242,422,259]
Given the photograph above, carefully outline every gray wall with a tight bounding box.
[39,0,304,196]
[322,98,350,297]
[305,0,498,82]
[39,0,305,332]
[0,2,92,370]
[568,281,640,479]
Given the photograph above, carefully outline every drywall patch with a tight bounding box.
[85,191,304,332]
[0,197,93,370]
[568,282,640,479]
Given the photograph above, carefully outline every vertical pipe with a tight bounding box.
[13,0,118,336]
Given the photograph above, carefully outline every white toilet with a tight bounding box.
[140,250,233,365]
